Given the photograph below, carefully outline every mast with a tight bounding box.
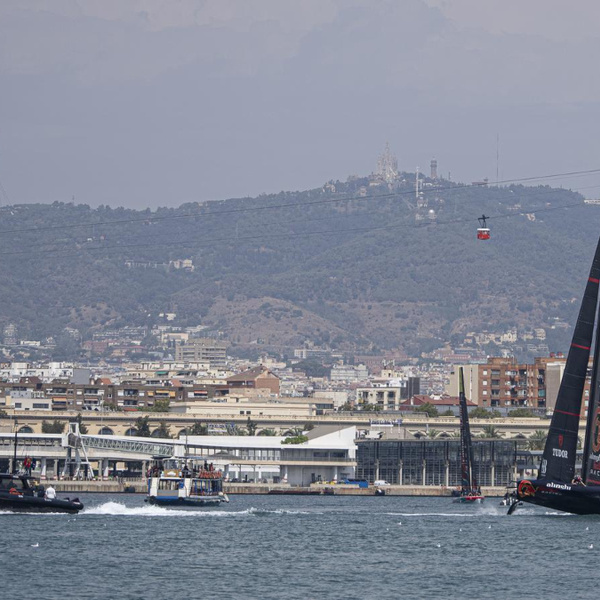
[12,419,17,474]
[539,236,600,483]
[458,367,475,492]
[582,275,600,483]
[582,317,600,482]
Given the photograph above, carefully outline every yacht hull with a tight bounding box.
[0,493,83,514]
[145,495,226,507]
[453,495,484,504]
[515,479,600,515]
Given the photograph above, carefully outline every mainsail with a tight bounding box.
[583,259,600,484]
[539,237,600,483]
[458,367,477,492]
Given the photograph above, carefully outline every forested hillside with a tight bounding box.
[0,175,596,357]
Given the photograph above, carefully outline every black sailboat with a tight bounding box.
[509,236,600,515]
[453,367,484,503]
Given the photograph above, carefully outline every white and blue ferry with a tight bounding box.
[145,458,229,507]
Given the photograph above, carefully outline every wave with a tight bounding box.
[385,511,501,518]
[82,502,319,517]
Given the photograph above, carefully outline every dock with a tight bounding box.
[44,479,507,497]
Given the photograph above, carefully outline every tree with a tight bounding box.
[189,421,208,436]
[527,429,547,450]
[469,407,501,419]
[509,408,537,418]
[257,428,277,436]
[478,425,502,439]
[440,409,455,417]
[70,413,88,434]
[414,403,439,418]
[148,398,170,413]
[153,421,172,439]
[282,434,309,445]
[290,359,330,378]
[134,415,151,437]
[41,420,65,434]
[246,417,258,436]
[425,428,440,439]
[283,428,303,437]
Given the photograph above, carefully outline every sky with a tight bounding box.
[1,0,600,209]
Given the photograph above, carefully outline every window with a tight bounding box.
[483,380,488,386]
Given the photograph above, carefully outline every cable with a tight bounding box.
[0,167,598,237]
[0,193,591,260]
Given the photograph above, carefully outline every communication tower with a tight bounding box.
[430,159,438,179]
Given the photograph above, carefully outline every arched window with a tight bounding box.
[98,427,114,436]
[124,428,137,437]
[18,426,34,433]
[179,428,188,438]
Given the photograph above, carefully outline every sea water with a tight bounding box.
[1,494,597,599]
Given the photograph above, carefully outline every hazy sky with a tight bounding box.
[2,0,600,208]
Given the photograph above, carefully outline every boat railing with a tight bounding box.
[148,470,223,480]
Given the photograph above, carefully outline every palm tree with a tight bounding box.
[426,428,440,439]
[478,425,502,439]
[527,429,547,450]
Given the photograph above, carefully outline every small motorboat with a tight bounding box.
[0,473,83,514]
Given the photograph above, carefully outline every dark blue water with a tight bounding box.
[1,494,597,599]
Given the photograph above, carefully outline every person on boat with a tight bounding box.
[182,464,191,478]
[45,485,56,500]
[572,475,586,486]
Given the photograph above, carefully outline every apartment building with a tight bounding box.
[470,354,591,414]
[356,377,420,410]
[174,338,228,367]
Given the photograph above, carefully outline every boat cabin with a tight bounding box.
[0,473,42,496]
[147,457,224,502]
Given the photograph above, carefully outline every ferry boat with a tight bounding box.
[145,458,229,507]
[0,473,83,514]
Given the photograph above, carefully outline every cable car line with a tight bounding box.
[0,167,597,237]
[0,194,592,260]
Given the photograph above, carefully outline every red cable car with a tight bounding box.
[477,215,490,240]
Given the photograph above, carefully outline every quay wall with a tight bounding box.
[44,480,506,497]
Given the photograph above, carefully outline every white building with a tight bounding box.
[185,426,356,486]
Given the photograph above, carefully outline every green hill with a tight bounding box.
[0,175,595,358]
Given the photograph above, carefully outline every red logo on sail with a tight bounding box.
[558,435,564,448]
[592,407,600,454]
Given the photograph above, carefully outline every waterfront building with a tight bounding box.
[186,426,356,485]
[356,438,517,487]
